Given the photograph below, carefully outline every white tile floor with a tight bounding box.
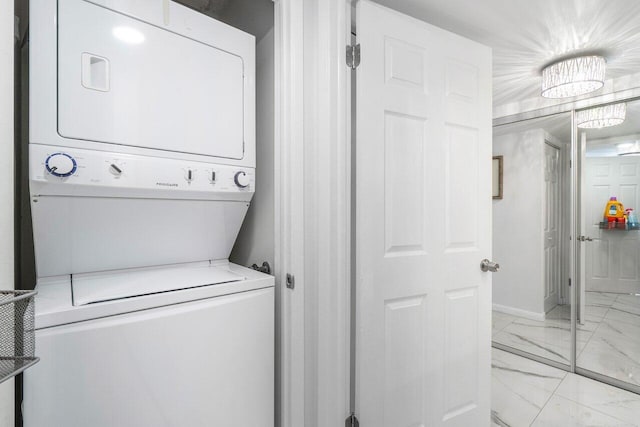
[492,348,640,426]
[493,291,640,387]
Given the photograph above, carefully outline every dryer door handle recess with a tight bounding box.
[81,53,110,92]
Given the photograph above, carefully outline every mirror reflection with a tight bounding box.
[577,98,640,388]
[491,112,573,365]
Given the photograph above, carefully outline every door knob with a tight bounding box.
[578,236,594,242]
[480,259,500,272]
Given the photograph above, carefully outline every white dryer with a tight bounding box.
[23,1,273,426]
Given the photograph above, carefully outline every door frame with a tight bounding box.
[274,1,305,425]
[541,137,571,310]
[274,0,352,425]
[279,1,640,424]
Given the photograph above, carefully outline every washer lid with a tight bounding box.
[72,263,245,306]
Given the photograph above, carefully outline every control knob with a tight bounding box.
[109,163,123,176]
[234,171,250,188]
[45,153,77,177]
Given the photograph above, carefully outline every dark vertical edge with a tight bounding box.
[14,13,21,293]
[19,21,34,293]
[14,3,30,424]
[13,10,23,427]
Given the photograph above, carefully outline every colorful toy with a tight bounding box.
[604,197,625,223]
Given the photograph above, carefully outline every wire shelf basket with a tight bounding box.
[0,290,39,384]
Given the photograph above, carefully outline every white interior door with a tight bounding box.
[355,1,492,426]
[583,155,640,294]
[544,143,561,312]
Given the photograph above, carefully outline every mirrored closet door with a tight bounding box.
[575,98,640,392]
[491,112,574,368]
[492,96,640,394]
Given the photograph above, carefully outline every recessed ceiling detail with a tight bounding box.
[541,56,606,98]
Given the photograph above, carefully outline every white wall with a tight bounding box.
[230,28,275,270]
[218,0,274,41]
[493,129,546,318]
[0,0,14,424]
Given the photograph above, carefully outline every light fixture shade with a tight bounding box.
[618,141,640,156]
[541,56,606,98]
[576,102,626,129]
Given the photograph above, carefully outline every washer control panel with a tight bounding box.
[30,145,255,196]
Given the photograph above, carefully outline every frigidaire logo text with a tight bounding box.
[156,182,179,187]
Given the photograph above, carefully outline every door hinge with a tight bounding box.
[569,278,572,287]
[345,413,359,427]
[346,44,361,70]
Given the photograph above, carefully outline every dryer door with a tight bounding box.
[57,0,246,159]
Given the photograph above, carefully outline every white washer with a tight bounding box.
[24,1,273,426]
[24,263,274,427]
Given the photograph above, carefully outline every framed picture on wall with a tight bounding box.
[492,156,503,199]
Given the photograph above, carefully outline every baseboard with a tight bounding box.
[493,303,546,322]
[586,285,640,295]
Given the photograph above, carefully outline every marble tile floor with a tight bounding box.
[492,348,640,426]
[493,292,640,386]
[578,294,640,387]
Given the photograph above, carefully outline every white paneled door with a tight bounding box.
[355,2,492,426]
[583,156,640,294]
[544,143,561,312]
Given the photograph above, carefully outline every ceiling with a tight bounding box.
[377,0,640,108]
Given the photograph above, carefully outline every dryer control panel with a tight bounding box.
[30,144,255,201]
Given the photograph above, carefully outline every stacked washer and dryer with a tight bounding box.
[23,0,274,426]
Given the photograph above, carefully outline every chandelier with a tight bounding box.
[618,141,640,156]
[576,103,626,129]
[541,56,606,98]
